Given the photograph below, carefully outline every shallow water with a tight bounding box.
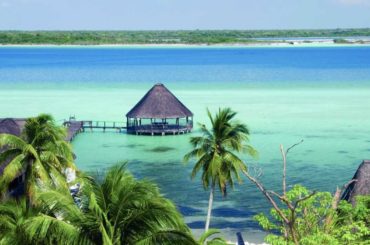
[1,46,370,242]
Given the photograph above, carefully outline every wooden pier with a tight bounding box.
[64,121,83,142]
[63,120,126,142]
[63,117,192,141]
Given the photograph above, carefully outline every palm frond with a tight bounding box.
[23,214,83,245]
[0,134,27,150]
[0,149,21,166]
[0,154,25,192]
[191,153,211,180]
[198,228,228,245]
[135,229,197,245]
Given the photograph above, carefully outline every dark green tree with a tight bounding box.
[0,114,75,205]
[36,164,197,245]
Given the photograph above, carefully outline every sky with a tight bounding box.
[1,0,370,30]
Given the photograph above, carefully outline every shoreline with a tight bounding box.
[1,42,370,48]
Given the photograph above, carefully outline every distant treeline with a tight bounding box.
[1,29,370,45]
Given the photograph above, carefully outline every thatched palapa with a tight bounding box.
[126,83,193,135]
[0,118,27,196]
[341,160,370,205]
[0,118,25,136]
[0,118,26,174]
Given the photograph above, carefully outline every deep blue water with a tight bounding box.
[1,46,370,87]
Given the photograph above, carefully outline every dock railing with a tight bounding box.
[80,120,126,130]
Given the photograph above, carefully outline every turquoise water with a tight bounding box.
[1,46,370,242]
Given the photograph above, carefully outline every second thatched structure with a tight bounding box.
[341,160,370,205]
[0,118,27,196]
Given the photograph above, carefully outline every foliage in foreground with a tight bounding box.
[0,114,75,204]
[0,164,197,245]
[254,185,370,245]
[198,229,230,245]
[0,114,196,245]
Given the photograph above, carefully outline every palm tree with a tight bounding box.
[198,229,229,245]
[0,198,33,244]
[0,114,75,204]
[184,108,256,232]
[0,198,82,245]
[37,164,197,245]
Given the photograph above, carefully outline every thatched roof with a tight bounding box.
[126,83,193,119]
[0,118,24,136]
[0,118,26,175]
[342,160,370,205]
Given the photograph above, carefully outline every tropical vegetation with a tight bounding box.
[0,114,197,245]
[254,186,370,245]
[1,29,370,45]
[184,108,257,231]
[0,114,74,205]
[197,229,229,245]
[0,165,197,245]
[242,140,370,245]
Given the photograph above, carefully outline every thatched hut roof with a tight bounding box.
[0,118,26,175]
[342,160,370,205]
[0,118,24,136]
[126,83,193,119]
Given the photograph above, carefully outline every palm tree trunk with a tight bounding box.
[205,186,214,232]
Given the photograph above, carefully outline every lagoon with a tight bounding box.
[1,46,370,242]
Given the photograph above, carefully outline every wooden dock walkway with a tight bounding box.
[63,118,192,141]
[64,121,83,142]
[63,120,126,142]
